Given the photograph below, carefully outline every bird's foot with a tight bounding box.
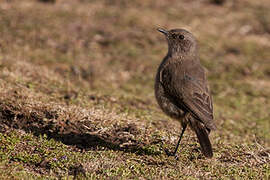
[165,149,179,160]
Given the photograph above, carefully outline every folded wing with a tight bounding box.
[160,60,216,130]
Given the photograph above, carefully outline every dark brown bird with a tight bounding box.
[155,28,216,158]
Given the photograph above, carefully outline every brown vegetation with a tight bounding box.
[0,0,269,179]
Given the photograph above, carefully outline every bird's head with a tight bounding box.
[157,28,198,57]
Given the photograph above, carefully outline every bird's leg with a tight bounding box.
[172,123,187,156]
[165,122,187,159]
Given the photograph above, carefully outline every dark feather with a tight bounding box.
[160,59,216,130]
[189,117,213,158]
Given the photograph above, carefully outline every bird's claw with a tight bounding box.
[165,149,179,160]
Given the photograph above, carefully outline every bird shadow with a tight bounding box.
[0,108,161,156]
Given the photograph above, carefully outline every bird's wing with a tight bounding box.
[160,61,216,130]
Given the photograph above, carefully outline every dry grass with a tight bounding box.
[0,0,269,179]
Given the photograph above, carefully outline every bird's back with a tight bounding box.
[156,56,216,131]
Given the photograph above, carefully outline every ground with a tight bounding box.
[0,0,269,179]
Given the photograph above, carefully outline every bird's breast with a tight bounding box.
[154,74,185,120]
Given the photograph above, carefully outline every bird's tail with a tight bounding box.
[189,118,213,158]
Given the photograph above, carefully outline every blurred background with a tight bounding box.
[0,0,269,179]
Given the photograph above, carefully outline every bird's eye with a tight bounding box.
[179,35,184,40]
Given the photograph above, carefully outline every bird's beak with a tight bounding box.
[157,28,168,36]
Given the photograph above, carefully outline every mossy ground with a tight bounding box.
[0,0,269,179]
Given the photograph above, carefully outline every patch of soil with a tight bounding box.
[0,97,149,155]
